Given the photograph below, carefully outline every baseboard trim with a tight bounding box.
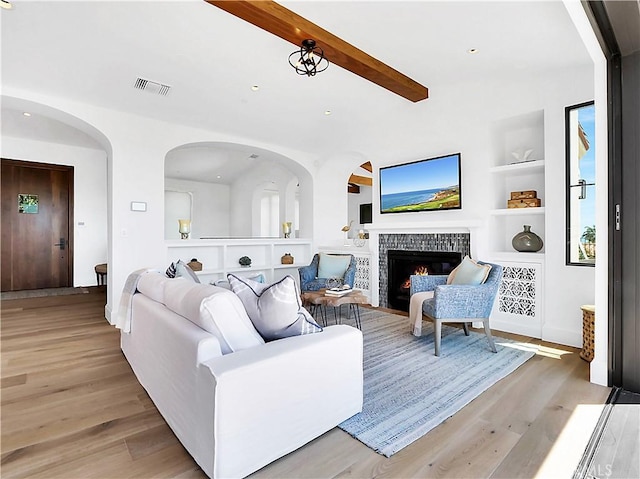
[105,304,113,324]
[542,325,581,348]
[491,319,541,339]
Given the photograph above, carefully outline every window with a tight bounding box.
[566,101,596,266]
[260,189,279,237]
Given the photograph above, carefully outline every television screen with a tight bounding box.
[359,203,372,224]
[379,153,461,213]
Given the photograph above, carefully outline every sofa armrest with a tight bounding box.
[410,274,448,295]
[342,256,357,288]
[299,253,320,287]
[298,263,317,285]
[197,325,363,479]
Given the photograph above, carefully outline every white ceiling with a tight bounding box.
[1,0,593,182]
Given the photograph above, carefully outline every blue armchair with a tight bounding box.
[299,253,357,292]
[410,261,503,356]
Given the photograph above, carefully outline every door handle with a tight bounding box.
[54,238,66,250]
[570,178,595,200]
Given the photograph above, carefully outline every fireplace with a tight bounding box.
[387,250,462,311]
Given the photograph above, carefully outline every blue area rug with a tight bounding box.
[338,309,537,457]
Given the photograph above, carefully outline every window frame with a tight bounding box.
[565,100,596,267]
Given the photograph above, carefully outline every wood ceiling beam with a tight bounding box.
[349,174,373,187]
[360,161,373,173]
[206,0,429,102]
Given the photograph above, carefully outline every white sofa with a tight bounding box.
[120,272,363,479]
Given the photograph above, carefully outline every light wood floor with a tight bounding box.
[1,289,612,478]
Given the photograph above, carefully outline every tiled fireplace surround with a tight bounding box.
[377,233,470,309]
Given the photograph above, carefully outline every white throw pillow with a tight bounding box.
[447,256,491,285]
[163,278,264,354]
[228,274,322,341]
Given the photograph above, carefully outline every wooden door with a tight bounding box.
[1,159,74,291]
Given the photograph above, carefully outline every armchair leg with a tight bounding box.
[434,320,442,357]
[483,320,497,353]
[462,322,469,336]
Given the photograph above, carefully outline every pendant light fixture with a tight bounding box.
[288,39,329,77]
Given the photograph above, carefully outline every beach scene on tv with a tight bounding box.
[380,154,461,213]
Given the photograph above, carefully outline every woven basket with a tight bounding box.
[580,305,595,362]
[187,259,202,271]
[281,253,294,265]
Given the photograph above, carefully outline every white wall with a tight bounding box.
[347,185,372,238]
[541,66,596,347]
[3,59,597,348]
[2,89,317,322]
[230,160,300,237]
[164,177,230,239]
[1,136,108,286]
[313,64,596,347]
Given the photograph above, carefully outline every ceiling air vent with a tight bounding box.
[134,77,171,96]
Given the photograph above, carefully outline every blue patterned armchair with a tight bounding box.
[410,261,503,356]
[299,253,357,292]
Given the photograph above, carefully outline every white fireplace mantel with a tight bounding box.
[366,219,484,234]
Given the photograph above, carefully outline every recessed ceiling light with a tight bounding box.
[0,0,13,10]
[324,110,332,116]
[216,175,221,179]
[467,48,479,54]
[251,85,259,91]
[22,112,31,117]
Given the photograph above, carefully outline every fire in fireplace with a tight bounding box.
[387,250,462,312]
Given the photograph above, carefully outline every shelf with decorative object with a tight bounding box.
[166,238,312,285]
[273,263,307,270]
[487,109,546,339]
[489,159,545,175]
[489,109,546,254]
[488,251,545,262]
[490,207,545,216]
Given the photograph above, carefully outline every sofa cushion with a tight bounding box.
[228,274,322,341]
[447,256,491,285]
[163,278,264,354]
[317,253,351,279]
[136,271,166,304]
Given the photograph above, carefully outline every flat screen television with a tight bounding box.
[359,203,372,224]
[379,153,461,214]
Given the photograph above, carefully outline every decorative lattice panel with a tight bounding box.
[499,266,537,317]
[354,255,370,290]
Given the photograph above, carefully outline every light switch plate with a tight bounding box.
[130,201,147,212]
